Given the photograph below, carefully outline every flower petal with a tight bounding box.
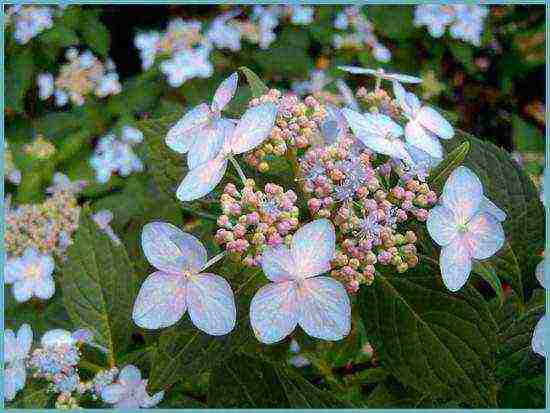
[101,383,127,404]
[532,315,546,357]
[4,330,17,364]
[291,219,335,278]
[479,196,506,222]
[211,72,238,114]
[230,103,278,154]
[12,280,33,303]
[16,324,33,359]
[186,273,236,336]
[187,119,232,170]
[4,367,17,401]
[405,120,443,159]
[439,236,473,292]
[298,276,351,341]
[5,257,23,284]
[259,245,297,282]
[119,365,142,386]
[176,157,228,202]
[250,281,299,344]
[536,258,546,289]
[33,273,55,300]
[441,166,483,224]
[141,221,207,274]
[140,390,165,408]
[41,329,75,347]
[132,271,187,329]
[465,213,505,260]
[165,103,211,154]
[426,205,459,247]
[417,106,454,140]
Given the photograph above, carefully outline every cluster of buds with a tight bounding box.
[37,48,121,107]
[22,135,56,159]
[244,89,327,172]
[5,190,80,261]
[299,137,437,292]
[356,87,400,118]
[215,180,299,267]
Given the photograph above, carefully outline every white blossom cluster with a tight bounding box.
[6,5,60,45]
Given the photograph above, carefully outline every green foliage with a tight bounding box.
[359,265,499,407]
[9,380,53,408]
[239,66,269,98]
[61,212,140,366]
[5,48,34,114]
[427,140,470,191]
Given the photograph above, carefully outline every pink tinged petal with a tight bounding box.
[41,329,75,347]
[101,383,128,404]
[417,106,454,139]
[536,259,546,289]
[141,222,207,274]
[5,258,23,284]
[439,237,473,292]
[119,365,142,386]
[211,72,238,114]
[33,273,55,300]
[187,118,234,169]
[4,330,17,364]
[12,280,33,303]
[4,368,17,401]
[230,103,278,154]
[532,315,546,357]
[464,213,505,260]
[186,273,236,336]
[165,103,211,154]
[441,166,483,224]
[250,281,300,344]
[40,254,55,277]
[176,157,228,202]
[16,324,33,359]
[393,81,420,118]
[427,205,459,247]
[480,196,506,222]
[291,219,335,279]
[132,272,187,329]
[404,120,443,159]
[11,363,26,391]
[298,276,351,341]
[71,328,94,344]
[141,391,165,408]
[259,245,297,282]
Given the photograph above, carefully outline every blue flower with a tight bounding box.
[101,365,164,408]
[4,324,33,401]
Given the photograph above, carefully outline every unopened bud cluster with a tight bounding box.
[5,190,80,261]
[299,137,437,292]
[244,89,326,172]
[215,180,299,267]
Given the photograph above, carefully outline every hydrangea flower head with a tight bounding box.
[133,222,236,335]
[100,365,164,408]
[4,324,33,401]
[46,172,87,196]
[166,72,239,169]
[5,247,55,303]
[427,166,505,291]
[250,219,351,343]
[175,102,278,201]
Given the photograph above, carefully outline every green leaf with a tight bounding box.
[239,66,269,98]
[79,11,110,57]
[511,114,544,152]
[367,6,415,40]
[39,25,79,49]
[5,48,34,113]
[208,353,345,407]
[472,262,504,307]
[61,212,140,366]
[427,140,470,191]
[442,131,544,303]
[8,380,53,408]
[359,267,499,406]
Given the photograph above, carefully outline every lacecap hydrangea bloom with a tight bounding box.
[4,324,33,401]
[427,166,506,291]
[100,365,164,408]
[133,222,236,335]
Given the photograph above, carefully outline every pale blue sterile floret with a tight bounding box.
[100,365,164,408]
[5,247,55,303]
[4,324,33,401]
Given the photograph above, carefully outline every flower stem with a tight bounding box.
[201,251,226,272]
[375,77,381,92]
[229,156,247,185]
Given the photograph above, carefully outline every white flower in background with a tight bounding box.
[288,339,311,368]
[342,108,412,164]
[37,72,55,100]
[46,172,87,195]
[134,31,160,70]
[252,5,280,49]
[175,103,278,201]
[132,222,236,335]
[207,10,242,52]
[250,219,351,343]
[334,11,348,30]
[95,72,122,98]
[10,6,54,44]
[414,4,488,46]
[532,258,547,357]
[5,247,55,303]
[288,5,314,25]
[291,70,332,96]
[427,167,506,291]
[393,81,454,161]
[4,324,33,402]
[101,365,164,408]
[121,125,144,144]
[160,44,213,87]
